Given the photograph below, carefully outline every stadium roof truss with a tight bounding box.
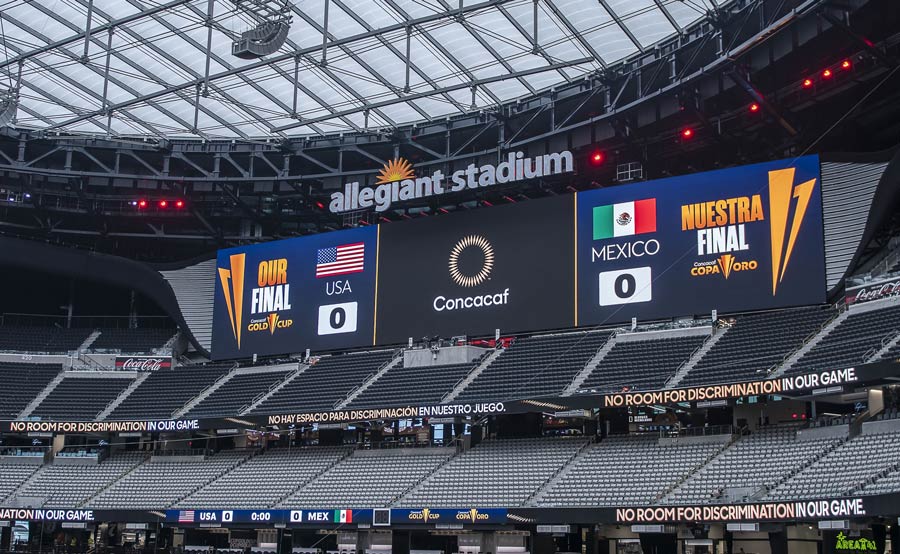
[0,0,729,139]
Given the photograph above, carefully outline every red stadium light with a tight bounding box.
[159,200,168,208]
[841,59,852,70]
[590,150,604,165]
[175,200,184,208]
[822,68,833,79]
[802,78,814,89]
[749,103,760,113]
[681,128,694,139]
[138,199,147,208]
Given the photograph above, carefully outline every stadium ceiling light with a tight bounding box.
[749,103,760,113]
[159,200,168,208]
[591,151,605,164]
[802,78,814,88]
[138,199,148,208]
[175,200,185,209]
[822,68,833,79]
[681,128,694,139]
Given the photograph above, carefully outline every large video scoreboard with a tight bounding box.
[211,156,825,360]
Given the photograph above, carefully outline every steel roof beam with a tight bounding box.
[380,0,504,107]
[5,9,199,138]
[598,0,646,53]
[495,4,574,83]
[0,0,194,71]
[273,56,593,132]
[177,1,354,135]
[541,0,608,68]
[129,0,290,137]
[653,0,683,34]
[279,5,406,127]
[433,0,538,96]
[329,0,468,116]
[41,0,509,133]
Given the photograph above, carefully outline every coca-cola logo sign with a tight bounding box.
[114,356,172,371]
[845,279,900,305]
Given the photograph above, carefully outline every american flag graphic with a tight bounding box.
[316,242,365,278]
[178,510,195,523]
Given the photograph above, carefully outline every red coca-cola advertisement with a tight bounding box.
[845,277,900,305]
[114,356,173,371]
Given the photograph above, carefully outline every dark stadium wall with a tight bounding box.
[821,147,900,293]
[0,270,167,320]
[0,236,205,354]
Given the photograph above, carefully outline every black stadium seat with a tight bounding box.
[580,335,706,393]
[252,350,396,414]
[0,362,62,417]
[454,331,612,402]
[108,363,233,420]
[679,306,834,386]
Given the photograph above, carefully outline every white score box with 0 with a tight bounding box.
[598,267,653,306]
[317,301,358,335]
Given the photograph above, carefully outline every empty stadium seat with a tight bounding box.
[253,351,396,414]
[108,363,232,420]
[787,303,900,375]
[348,359,482,408]
[30,374,135,420]
[90,327,176,352]
[580,335,706,393]
[87,450,252,509]
[186,370,293,418]
[662,424,841,504]
[0,462,43,504]
[0,326,93,353]
[455,332,611,402]
[535,435,723,506]
[0,362,61,417]
[400,437,587,507]
[281,448,453,508]
[177,446,351,508]
[679,307,834,385]
[12,451,146,508]
[765,427,900,499]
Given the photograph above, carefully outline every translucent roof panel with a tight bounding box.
[0,0,718,139]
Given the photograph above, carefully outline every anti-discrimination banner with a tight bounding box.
[211,156,827,360]
[2,496,896,525]
[2,361,897,434]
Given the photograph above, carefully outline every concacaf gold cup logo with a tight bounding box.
[682,167,816,294]
[218,254,294,349]
[407,508,439,522]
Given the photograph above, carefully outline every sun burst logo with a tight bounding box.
[448,234,495,288]
[375,157,415,185]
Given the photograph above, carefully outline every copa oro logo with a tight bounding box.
[455,508,490,522]
[218,253,246,349]
[448,234,495,287]
[408,508,439,522]
[690,254,758,279]
[768,167,816,295]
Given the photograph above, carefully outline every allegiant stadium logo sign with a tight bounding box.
[329,150,574,214]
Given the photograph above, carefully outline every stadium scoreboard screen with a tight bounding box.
[212,156,825,359]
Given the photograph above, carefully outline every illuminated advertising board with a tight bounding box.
[212,156,825,359]
[575,155,825,324]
